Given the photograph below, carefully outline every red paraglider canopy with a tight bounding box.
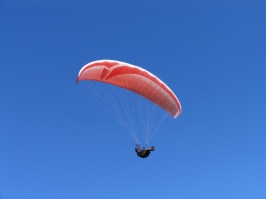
[76,60,181,118]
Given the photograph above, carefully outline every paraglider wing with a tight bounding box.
[76,60,182,118]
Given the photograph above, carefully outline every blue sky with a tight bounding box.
[1,1,265,199]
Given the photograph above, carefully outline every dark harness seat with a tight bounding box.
[135,148,151,158]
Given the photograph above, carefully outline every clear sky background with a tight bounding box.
[1,1,265,199]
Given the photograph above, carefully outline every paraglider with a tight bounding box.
[135,144,155,158]
[77,60,181,158]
